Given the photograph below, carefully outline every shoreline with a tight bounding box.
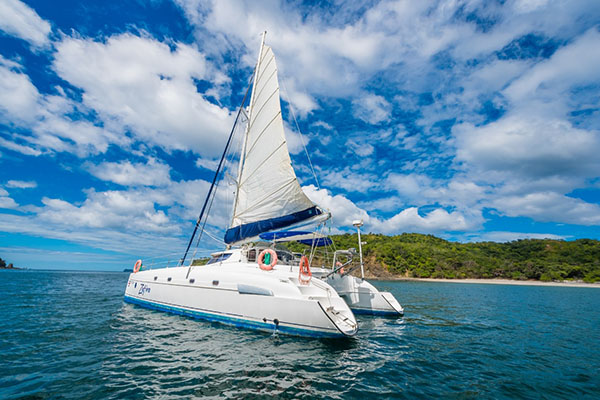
[380,277,600,288]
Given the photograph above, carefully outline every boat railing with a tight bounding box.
[136,251,214,271]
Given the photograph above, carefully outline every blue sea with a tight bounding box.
[1,270,599,399]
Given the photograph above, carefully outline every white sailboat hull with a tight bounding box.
[124,263,358,338]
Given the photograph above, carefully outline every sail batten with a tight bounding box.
[225,40,321,244]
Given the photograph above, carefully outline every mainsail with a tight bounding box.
[224,35,322,244]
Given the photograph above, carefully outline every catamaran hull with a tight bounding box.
[323,274,404,317]
[124,266,358,338]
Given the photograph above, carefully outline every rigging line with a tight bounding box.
[280,74,321,190]
[203,228,226,246]
[190,164,223,262]
[180,77,254,269]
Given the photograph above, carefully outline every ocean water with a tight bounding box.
[1,270,599,399]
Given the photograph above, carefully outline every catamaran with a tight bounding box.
[124,32,402,338]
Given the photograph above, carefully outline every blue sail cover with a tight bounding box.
[224,206,322,244]
[259,230,332,247]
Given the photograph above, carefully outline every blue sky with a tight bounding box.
[1,0,599,270]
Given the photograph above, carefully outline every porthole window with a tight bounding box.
[167,277,172,282]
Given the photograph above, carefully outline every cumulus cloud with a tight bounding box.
[0,0,51,47]
[504,28,600,103]
[53,33,234,156]
[454,115,600,182]
[87,159,172,187]
[39,191,174,233]
[304,184,371,228]
[0,57,40,124]
[304,184,478,234]
[6,180,37,189]
[490,192,600,226]
[0,188,18,209]
[320,168,378,193]
[0,57,128,157]
[378,207,472,234]
[352,94,391,125]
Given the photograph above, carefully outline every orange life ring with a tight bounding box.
[133,259,142,273]
[336,261,344,275]
[258,249,277,271]
[299,256,312,284]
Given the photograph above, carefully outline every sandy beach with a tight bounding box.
[390,277,600,288]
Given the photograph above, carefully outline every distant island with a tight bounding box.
[290,233,600,283]
[0,257,20,270]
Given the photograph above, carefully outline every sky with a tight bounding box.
[0,0,599,270]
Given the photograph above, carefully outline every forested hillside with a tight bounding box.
[323,233,600,283]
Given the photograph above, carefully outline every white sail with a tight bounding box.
[224,39,322,244]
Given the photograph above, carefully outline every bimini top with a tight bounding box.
[259,231,332,247]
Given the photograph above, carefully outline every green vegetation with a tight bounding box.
[191,257,210,266]
[0,257,17,269]
[295,234,600,283]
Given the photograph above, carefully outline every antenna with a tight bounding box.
[353,219,365,280]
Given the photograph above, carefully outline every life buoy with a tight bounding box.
[133,259,142,273]
[299,256,312,285]
[336,261,344,275]
[258,249,277,271]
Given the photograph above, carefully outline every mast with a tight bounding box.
[230,31,266,229]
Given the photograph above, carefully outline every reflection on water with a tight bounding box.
[0,271,599,399]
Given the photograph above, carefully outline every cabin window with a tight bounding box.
[247,249,257,262]
[206,253,232,265]
[167,277,172,282]
[276,251,293,265]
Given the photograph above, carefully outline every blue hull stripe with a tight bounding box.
[224,206,322,244]
[123,295,345,338]
[351,307,404,317]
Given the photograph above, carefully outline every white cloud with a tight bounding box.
[385,173,432,202]
[0,136,41,156]
[40,190,174,233]
[352,94,391,125]
[195,157,219,171]
[87,159,172,187]
[455,115,600,182]
[0,187,18,209]
[53,33,234,156]
[504,28,600,103]
[320,168,378,193]
[490,192,600,226]
[0,59,40,123]
[303,184,371,228]
[0,0,51,47]
[304,184,478,234]
[378,207,472,234]
[0,57,128,157]
[6,180,36,189]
